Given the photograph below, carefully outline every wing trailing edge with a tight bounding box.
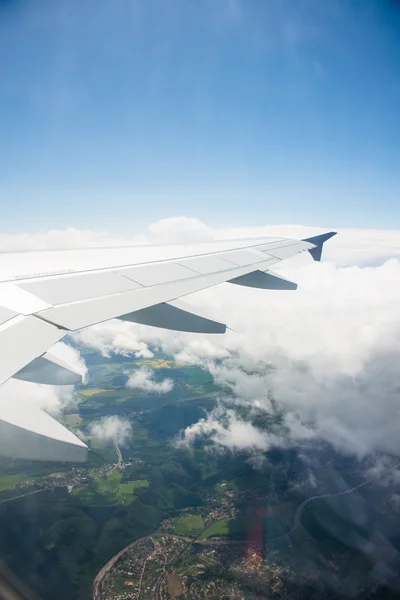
[13,351,83,385]
[0,401,88,462]
[118,298,226,334]
[228,270,297,290]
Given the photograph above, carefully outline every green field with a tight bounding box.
[215,480,237,494]
[136,358,184,369]
[64,413,83,427]
[174,514,204,537]
[0,473,35,492]
[95,471,149,505]
[96,469,121,492]
[78,388,109,397]
[79,389,134,401]
[185,565,204,576]
[119,480,149,494]
[200,518,231,539]
[200,517,249,540]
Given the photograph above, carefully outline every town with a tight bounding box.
[13,452,145,496]
[97,531,295,600]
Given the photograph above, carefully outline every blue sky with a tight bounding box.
[0,0,399,233]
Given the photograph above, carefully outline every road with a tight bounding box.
[140,391,223,415]
[137,538,154,599]
[0,488,47,505]
[291,459,400,534]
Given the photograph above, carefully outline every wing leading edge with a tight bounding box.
[0,232,336,462]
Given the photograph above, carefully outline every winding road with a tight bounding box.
[291,459,400,534]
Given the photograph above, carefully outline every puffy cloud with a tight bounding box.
[0,216,212,252]
[178,259,400,458]
[71,320,154,359]
[146,216,214,244]
[173,339,230,365]
[126,367,174,394]
[0,228,127,252]
[178,405,279,452]
[88,416,132,447]
[208,258,400,458]
[0,378,78,417]
[51,342,88,384]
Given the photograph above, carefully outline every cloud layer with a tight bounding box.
[176,257,400,458]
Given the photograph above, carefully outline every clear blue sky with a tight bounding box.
[1,0,399,233]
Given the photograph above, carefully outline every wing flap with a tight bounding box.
[0,401,88,462]
[119,298,226,334]
[0,316,66,386]
[0,283,51,314]
[229,270,298,290]
[0,305,17,326]
[37,258,277,331]
[13,351,82,385]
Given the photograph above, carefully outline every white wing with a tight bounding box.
[0,232,336,462]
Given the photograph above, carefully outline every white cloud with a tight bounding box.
[182,256,400,457]
[71,320,154,359]
[126,367,174,394]
[0,228,125,252]
[0,379,77,418]
[178,405,278,452]
[173,339,230,365]
[89,415,132,447]
[51,342,88,384]
[0,217,213,252]
[146,216,214,245]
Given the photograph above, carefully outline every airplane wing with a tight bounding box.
[0,232,336,462]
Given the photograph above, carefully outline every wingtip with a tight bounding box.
[303,231,337,262]
[325,231,337,241]
[303,231,337,245]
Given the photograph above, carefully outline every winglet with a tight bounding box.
[303,231,337,262]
